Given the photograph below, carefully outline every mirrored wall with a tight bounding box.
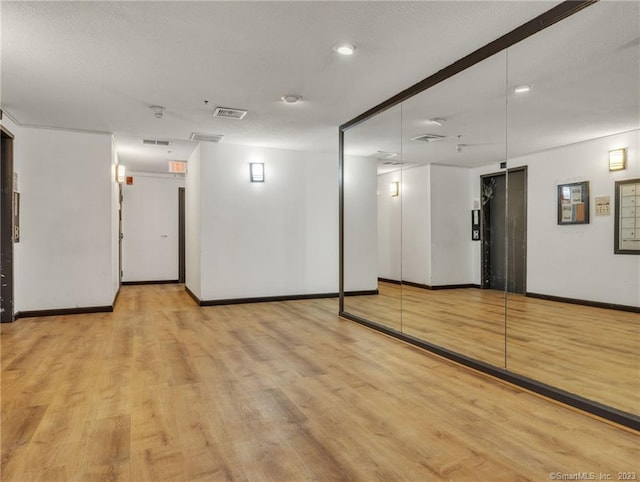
[340,1,639,425]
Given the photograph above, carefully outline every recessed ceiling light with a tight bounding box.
[333,43,356,55]
[513,85,531,94]
[281,95,302,104]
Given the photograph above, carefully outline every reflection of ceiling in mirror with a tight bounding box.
[343,2,639,174]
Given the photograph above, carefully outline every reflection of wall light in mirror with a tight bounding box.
[609,148,626,171]
[513,85,531,94]
[116,164,126,183]
[390,181,399,197]
[250,162,265,182]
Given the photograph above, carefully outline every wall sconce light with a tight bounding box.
[250,162,265,182]
[609,148,626,171]
[116,164,126,183]
[390,181,399,197]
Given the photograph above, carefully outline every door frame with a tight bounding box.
[178,187,185,284]
[1,125,15,322]
[480,166,528,293]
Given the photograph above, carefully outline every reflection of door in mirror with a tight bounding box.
[481,168,526,293]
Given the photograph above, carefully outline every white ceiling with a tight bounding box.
[346,1,640,171]
[1,1,564,173]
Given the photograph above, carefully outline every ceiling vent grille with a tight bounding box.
[212,107,247,120]
[410,134,446,143]
[381,161,404,166]
[368,151,398,160]
[189,133,224,143]
[142,139,171,146]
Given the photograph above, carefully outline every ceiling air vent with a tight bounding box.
[212,107,248,120]
[189,133,224,143]
[410,134,446,143]
[143,139,171,146]
[368,151,398,160]
[381,161,404,166]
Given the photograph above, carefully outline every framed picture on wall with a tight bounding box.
[614,178,640,254]
[557,181,590,225]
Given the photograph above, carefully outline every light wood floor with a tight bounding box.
[345,282,640,415]
[2,284,638,481]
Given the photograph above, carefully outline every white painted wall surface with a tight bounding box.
[377,164,473,286]
[122,173,185,282]
[377,170,402,281]
[185,145,201,298]
[197,143,340,300]
[512,130,640,306]
[111,137,120,299]
[344,155,378,292]
[12,126,113,311]
[401,165,431,285]
[430,164,475,286]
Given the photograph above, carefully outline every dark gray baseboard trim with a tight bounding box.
[200,292,336,306]
[339,310,640,432]
[378,278,480,290]
[378,277,401,285]
[186,289,379,307]
[15,305,113,320]
[526,292,640,313]
[184,285,201,305]
[344,289,379,297]
[122,279,179,286]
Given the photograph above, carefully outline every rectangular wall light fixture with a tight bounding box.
[609,148,627,171]
[250,162,265,182]
[116,164,126,183]
[390,181,399,197]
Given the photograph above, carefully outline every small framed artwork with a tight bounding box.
[557,181,590,225]
[614,178,640,254]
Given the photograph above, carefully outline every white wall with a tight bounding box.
[344,155,378,291]
[111,137,120,298]
[377,164,474,286]
[12,125,114,311]
[185,145,201,298]
[122,173,185,282]
[430,164,475,285]
[511,130,639,306]
[401,165,431,285]
[195,143,340,300]
[377,170,402,281]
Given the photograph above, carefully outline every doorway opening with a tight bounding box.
[481,166,527,294]
[1,126,15,322]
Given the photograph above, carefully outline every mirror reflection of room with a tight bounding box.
[341,0,639,418]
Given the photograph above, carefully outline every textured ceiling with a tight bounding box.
[346,0,640,171]
[1,1,561,172]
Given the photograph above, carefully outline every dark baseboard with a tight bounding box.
[188,289,378,307]
[526,292,640,313]
[339,310,640,432]
[112,286,121,308]
[184,285,201,305]
[344,289,379,297]
[122,279,179,286]
[200,292,337,306]
[378,278,479,290]
[15,305,113,320]
[378,277,401,285]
